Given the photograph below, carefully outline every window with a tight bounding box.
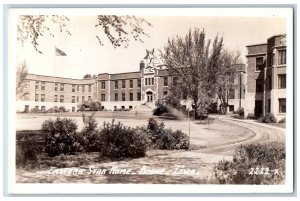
[279,98,286,113]
[88,85,92,92]
[101,82,105,89]
[72,96,75,103]
[152,78,154,85]
[278,49,286,65]
[72,85,75,92]
[130,93,133,101]
[256,57,264,71]
[101,94,105,102]
[82,96,85,102]
[164,77,168,86]
[145,78,148,85]
[137,92,141,101]
[41,82,45,90]
[88,96,91,101]
[41,94,45,102]
[115,93,118,101]
[54,95,58,102]
[60,95,64,103]
[24,105,29,112]
[138,79,141,87]
[35,82,39,90]
[77,85,79,91]
[121,106,125,110]
[55,83,58,91]
[77,96,79,103]
[256,79,264,92]
[278,74,286,89]
[115,81,118,89]
[130,80,133,88]
[129,106,133,110]
[268,76,272,90]
[229,89,235,99]
[41,106,46,112]
[163,91,168,96]
[122,80,126,88]
[229,105,234,112]
[122,93,125,101]
[60,84,64,91]
[82,85,85,92]
[35,94,38,101]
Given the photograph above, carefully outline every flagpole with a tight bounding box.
[54,45,56,115]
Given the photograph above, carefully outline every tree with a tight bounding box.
[17,15,151,54]
[216,50,241,114]
[161,28,224,119]
[83,74,92,79]
[16,61,29,100]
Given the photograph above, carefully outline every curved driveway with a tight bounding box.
[16,116,285,184]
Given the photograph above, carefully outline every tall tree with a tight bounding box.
[16,61,29,100]
[17,15,151,53]
[161,28,223,119]
[216,50,241,114]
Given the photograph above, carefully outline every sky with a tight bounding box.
[16,15,286,79]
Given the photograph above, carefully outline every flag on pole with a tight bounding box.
[55,47,67,56]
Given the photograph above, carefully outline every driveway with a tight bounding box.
[15,116,285,184]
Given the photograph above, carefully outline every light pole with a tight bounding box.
[188,109,190,150]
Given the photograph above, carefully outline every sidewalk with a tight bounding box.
[210,114,286,132]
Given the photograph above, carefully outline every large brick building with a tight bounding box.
[17,49,171,112]
[245,34,286,121]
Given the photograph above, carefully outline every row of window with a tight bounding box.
[256,74,286,92]
[35,82,92,93]
[113,92,141,102]
[35,94,92,103]
[110,79,142,90]
[256,49,286,71]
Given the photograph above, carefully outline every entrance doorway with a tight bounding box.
[146,91,153,102]
[255,100,263,117]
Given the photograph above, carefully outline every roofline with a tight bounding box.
[27,73,95,81]
[98,71,141,76]
[246,43,267,47]
[267,33,286,41]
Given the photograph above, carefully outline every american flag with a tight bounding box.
[55,47,67,56]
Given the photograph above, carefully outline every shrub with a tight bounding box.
[234,108,244,116]
[98,120,148,159]
[78,101,103,111]
[80,113,102,152]
[47,107,60,113]
[16,135,39,168]
[30,107,40,113]
[89,101,102,111]
[213,142,285,184]
[258,113,277,123]
[153,98,173,116]
[42,118,82,156]
[59,106,67,112]
[146,118,189,150]
[246,113,256,120]
[278,118,286,123]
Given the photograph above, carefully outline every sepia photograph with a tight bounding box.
[6,7,294,194]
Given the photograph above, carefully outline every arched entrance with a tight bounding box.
[146,91,153,102]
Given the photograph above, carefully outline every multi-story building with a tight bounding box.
[245,34,286,121]
[17,49,246,113]
[17,49,171,112]
[226,64,246,113]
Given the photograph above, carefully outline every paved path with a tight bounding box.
[16,117,285,184]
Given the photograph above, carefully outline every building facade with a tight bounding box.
[245,34,286,121]
[17,49,171,112]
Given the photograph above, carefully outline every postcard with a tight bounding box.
[6,7,294,194]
